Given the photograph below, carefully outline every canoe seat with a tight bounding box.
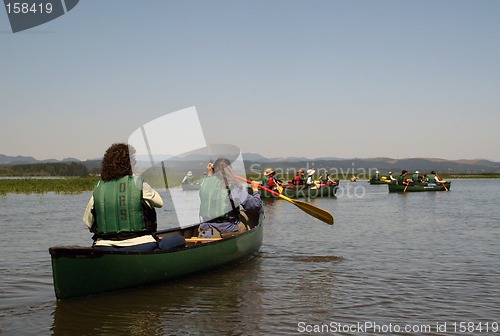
[185,237,222,244]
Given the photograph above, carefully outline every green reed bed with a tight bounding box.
[1,173,498,195]
[0,177,99,195]
[444,173,500,179]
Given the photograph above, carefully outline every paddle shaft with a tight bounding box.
[436,174,449,191]
[235,175,334,225]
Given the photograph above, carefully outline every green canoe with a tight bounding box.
[181,182,201,191]
[369,177,394,185]
[257,181,339,199]
[49,214,263,300]
[388,182,451,192]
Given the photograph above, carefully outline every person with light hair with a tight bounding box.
[198,158,262,238]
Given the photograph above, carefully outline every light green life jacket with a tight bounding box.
[261,175,270,187]
[428,174,436,183]
[199,175,237,221]
[93,175,146,237]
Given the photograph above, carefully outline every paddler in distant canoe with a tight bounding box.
[181,171,194,185]
[318,169,336,185]
[305,169,319,189]
[262,168,283,193]
[412,170,423,184]
[292,169,305,186]
[398,170,409,186]
[427,170,444,186]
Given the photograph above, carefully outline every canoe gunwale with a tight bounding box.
[388,181,452,192]
[257,182,339,199]
[50,220,260,257]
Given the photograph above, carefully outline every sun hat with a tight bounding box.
[187,171,193,176]
[264,168,274,176]
[307,169,315,176]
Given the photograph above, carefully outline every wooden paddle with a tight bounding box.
[274,177,284,194]
[436,173,449,191]
[235,175,334,225]
[403,180,410,192]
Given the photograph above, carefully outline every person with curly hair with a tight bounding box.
[83,143,182,251]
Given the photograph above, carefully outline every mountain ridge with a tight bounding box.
[1,153,499,174]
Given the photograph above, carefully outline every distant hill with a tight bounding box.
[1,153,500,175]
[242,155,500,175]
[0,154,40,165]
[0,154,84,165]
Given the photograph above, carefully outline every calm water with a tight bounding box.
[0,179,499,335]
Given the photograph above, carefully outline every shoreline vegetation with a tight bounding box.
[0,177,99,195]
[1,173,500,195]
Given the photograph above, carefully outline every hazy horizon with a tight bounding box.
[1,152,498,164]
[2,1,499,161]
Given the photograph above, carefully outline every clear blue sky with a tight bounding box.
[1,0,499,161]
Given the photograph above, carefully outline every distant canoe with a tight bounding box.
[181,183,201,191]
[369,177,394,185]
[388,182,451,192]
[257,181,339,199]
[49,214,263,299]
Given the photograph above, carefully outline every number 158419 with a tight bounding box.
[5,2,53,14]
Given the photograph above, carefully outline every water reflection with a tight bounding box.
[1,180,499,335]
[52,257,265,335]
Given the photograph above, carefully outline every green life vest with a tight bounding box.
[93,176,147,238]
[428,174,436,183]
[184,175,194,184]
[412,173,420,181]
[199,175,237,221]
[261,175,270,187]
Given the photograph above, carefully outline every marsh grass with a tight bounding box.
[0,177,99,195]
[1,173,498,195]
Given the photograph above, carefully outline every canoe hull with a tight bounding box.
[369,179,393,185]
[388,182,451,192]
[49,217,263,300]
[181,183,201,191]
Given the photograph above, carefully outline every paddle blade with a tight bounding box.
[292,199,334,225]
